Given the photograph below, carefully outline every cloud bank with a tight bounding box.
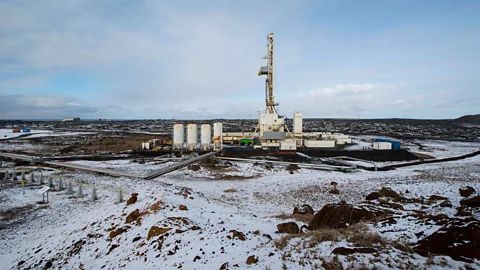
[0,0,479,119]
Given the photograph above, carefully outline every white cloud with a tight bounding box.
[0,1,478,119]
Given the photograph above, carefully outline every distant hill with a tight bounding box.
[454,114,480,124]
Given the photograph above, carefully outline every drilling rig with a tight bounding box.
[258,33,278,114]
[255,33,287,144]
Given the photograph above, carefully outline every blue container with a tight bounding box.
[22,128,30,133]
[375,138,401,149]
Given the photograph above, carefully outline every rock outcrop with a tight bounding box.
[277,222,299,234]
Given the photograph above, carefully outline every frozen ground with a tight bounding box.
[0,140,479,269]
[0,129,94,140]
[67,159,176,174]
[347,135,479,159]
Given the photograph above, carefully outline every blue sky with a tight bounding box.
[0,0,479,119]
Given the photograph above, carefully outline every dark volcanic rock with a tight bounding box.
[455,206,472,216]
[293,204,314,215]
[439,200,452,208]
[246,255,258,265]
[126,193,138,206]
[109,227,129,239]
[460,195,480,207]
[332,247,376,255]
[147,226,170,240]
[459,186,476,197]
[229,230,246,241]
[277,222,299,234]
[308,201,390,230]
[414,219,480,262]
[286,164,300,171]
[379,187,402,201]
[428,195,448,201]
[126,209,140,224]
[366,192,380,200]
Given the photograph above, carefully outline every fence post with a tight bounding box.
[39,173,44,185]
[67,182,74,194]
[76,184,84,198]
[4,170,8,181]
[28,173,34,184]
[12,170,17,180]
[116,189,124,204]
[58,179,63,190]
[20,171,25,182]
[48,177,53,188]
[91,187,98,202]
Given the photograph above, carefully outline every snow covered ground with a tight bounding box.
[0,139,479,269]
[0,129,94,141]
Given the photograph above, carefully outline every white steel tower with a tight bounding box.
[258,33,278,114]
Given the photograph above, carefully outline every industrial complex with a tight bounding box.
[139,33,410,159]
[1,32,479,270]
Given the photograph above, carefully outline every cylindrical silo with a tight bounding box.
[213,122,223,150]
[187,124,198,150]
[293,111,303,136]
[200,124,212,150]
[173,124,184,150]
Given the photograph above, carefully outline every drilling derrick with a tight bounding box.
[258,33,277,114]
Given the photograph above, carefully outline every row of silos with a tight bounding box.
[172,123,223,150]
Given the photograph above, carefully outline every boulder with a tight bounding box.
[125,209,140,224]
[229,230,246,241]
[439,200,452,208]
[366,192,380,200]
[219,262,229,270]
[379,187,402,201]
[147,226,170,240]
[428,195,448,201]
[179,205,188,211]
[293,204,314,215]
[277,222,299,234]
[455,206,472,216]
[460,195,480,207]
[414,219,480,262]
[308,201,390,230]
[126,193,138,206]
[459,186,476,197]
[109,227,128,239]
[246,255,258,265]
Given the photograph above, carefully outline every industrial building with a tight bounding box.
[251,33,352,150]
[62,118,80,122]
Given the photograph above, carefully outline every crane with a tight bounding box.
[258,33,278,114]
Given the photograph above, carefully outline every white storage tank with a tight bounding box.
[187,124,198,150]
[213,122,223,150]
[173,124,184,150]
[293,111,303,136]
[200,124,212,150]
